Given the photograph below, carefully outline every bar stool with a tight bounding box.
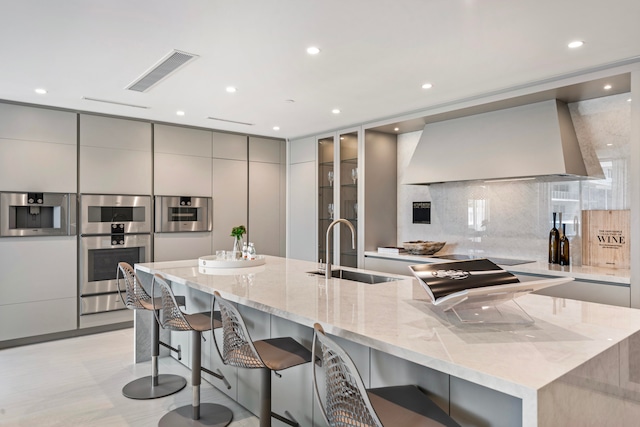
[212,291,312,427]
[312,323,461,427]
[152,274,233,427]
[116,262,187,399]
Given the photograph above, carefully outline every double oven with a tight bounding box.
[79,194,151,318]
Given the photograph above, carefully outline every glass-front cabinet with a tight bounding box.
[338,132,358,267]
[317,130,360,268]
[318,135,335,267]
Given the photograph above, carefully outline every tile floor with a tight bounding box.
[0,328,259,426]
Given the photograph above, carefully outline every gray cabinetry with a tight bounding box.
[212,133,248,252]
[154,124,212,196]
[0,103,77,192]
[525,274,631,307]
[292,129,397,268]
[0,235,77,342]
[288,136,316,261]
[363,255,418,276]
[153,124,213,261]
[212,158,247,251]
[79,114,152,194]
[0,103,78,344]
[362,131,397,265]
[249,137,285,256]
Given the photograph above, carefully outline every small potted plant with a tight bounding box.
[230,225,246,258]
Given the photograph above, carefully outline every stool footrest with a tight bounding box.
[160,340,182,360]
[201,366,232,390]
[272,411,299,426]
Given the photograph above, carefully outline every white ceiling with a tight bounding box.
[1,0,639,139]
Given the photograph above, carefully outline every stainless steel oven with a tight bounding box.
[155,195,212,233]
[79,234,150,314]
[79,194,151,317]
[80,194,151,235]
[0,192,76,237]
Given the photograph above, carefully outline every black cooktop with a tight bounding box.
[430,254,535,266]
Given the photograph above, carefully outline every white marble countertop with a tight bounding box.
[136,256,640,402]
[364,251,631,285]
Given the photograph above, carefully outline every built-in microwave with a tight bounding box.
[80,194,151,235]
[0,192,76,237]
[155,195,212,233]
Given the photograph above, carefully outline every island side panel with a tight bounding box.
[538,332,640,426]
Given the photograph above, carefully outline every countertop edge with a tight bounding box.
[364,251,631,285]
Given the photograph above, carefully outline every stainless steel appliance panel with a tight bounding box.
[0,192,76,237]
[80,194,151,235]
[80,293,127,314]
[80,234,150,296]
[155,195,212,233]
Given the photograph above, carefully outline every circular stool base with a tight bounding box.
[122,374,187,399]
[158,403,233,427]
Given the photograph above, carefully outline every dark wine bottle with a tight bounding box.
[548,212,560,264]
[559,224,570,266]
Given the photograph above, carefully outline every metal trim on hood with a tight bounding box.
[402,99,604,185]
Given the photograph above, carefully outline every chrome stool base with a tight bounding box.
[158,403,233,427]
[122,373,187,399]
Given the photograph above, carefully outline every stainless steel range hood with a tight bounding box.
[403,99,604,184]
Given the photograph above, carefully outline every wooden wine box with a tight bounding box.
[582,210,630,269]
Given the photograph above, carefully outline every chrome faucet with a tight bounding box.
[325,218,356,278]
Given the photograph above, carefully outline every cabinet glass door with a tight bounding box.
[318,136,335,264]
[339,131,358,267]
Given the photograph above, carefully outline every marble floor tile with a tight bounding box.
[0,328,258,427]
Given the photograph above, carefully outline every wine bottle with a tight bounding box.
[548,212,560,264]
[559,224,570,266]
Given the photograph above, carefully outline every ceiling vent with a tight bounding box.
[126,50,198,92]
[82,97,149,109]
[207,116,255,126]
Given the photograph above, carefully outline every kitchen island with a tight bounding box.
[136,256,640,427]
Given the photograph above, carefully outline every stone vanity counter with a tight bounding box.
[364,251,631,284]
[136,256,640,426]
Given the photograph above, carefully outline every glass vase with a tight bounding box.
[232,236,243,259]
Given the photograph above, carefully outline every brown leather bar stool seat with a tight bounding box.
[212,291,312,427]
[312,323,461,427]
[153,274,233,427]
[116,262,187,399]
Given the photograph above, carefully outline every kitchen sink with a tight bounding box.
[308,269,400,284]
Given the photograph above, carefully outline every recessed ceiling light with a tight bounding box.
[394,127,399,132]
[306,46,321,55]
[176,111,185,116]
[607,143,613,146]
[568,40,584,49]
[627,98,632,102]
[34,88,47,94]
[332,108,341,114]
[273,126,280,131]
[604,84,612,90]
[421,83,433,90]
[226,86,237,93]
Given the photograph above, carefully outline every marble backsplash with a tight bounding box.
[397,93,631,264]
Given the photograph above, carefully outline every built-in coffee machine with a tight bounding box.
[0,192,76,237]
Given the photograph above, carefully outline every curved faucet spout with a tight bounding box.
[325,218,356,278]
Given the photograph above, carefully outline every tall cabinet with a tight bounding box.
[154,124,213,261]
[0,104,78,342]
[290,128,397,269]
[317,129,360,268]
